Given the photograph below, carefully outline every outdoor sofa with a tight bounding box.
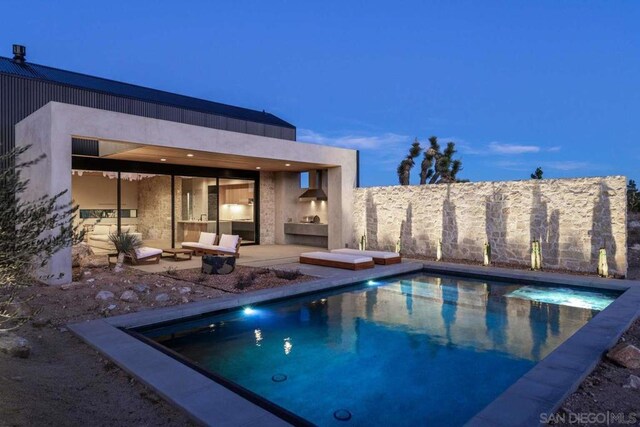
[87,224,142,251]
[182,233,242,258]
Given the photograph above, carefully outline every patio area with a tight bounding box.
[132,244,321,272]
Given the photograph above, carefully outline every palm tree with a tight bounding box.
[109,232,142,272]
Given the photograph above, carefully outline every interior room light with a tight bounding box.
[187,153,194,157]
[160,158,167,162]
[285,163,291,167]
[256,166,261,170]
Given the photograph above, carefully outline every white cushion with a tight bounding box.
[208,245,236,254]
[332,249,399,259]
[134,247,162,258]
[182,242,236,253]
[121,225,137,234]
[182,242,204,248]
[109,225,118,234]
[93,225,111,235]
[301,251,373,264]
[219,234,239,249]
[198,232,217,245]
[89,234,110,242]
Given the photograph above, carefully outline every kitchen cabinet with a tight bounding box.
[220,184,253,205]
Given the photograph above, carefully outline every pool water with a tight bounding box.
[141,272,619,426]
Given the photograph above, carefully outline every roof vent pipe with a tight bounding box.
[12,44,26,63]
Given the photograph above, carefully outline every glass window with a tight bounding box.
[71,170,118,253]
[219,178,256,244]
[115,172,171,249]
[174,176,218,247]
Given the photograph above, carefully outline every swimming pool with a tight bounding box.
[138,272,620,426]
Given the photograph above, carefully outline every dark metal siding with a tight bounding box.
[0,73,296,168]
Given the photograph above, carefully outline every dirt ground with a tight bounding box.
[0,260,312,427]
[552,319,640,425]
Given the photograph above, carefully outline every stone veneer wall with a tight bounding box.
[260,172,276,244]
[137,176,173,241]
[353,176,627,275]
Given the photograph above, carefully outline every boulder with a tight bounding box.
[95,290,115,301]
[72,242,94,267]
[133,284,149,293]
[120,290,139,302]
[624,374,640,389]
[155,293,170,303]
[179,287,191,295]
[0,333,31,358]
[607,344,640,369]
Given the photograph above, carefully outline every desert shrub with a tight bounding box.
[274,269,302,280]
[1,145,82,331]
[235,270,258,290]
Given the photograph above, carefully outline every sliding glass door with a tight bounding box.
[219,178,256,244]
[174,176,218,247]
[72,156,260,249]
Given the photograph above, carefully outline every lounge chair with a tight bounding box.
[181,232,217,254]
[331,248,401,265]
[183,233,242,258]
[300,251,375,270]
[109,246,162,266]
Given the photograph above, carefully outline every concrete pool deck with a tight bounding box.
[69,262,640,426]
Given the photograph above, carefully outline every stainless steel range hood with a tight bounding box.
[299,170,328,201]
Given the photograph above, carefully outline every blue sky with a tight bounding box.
[2,1,638,186]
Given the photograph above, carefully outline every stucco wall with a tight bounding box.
[353,177,627,275]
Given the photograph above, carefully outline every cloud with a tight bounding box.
[542,161,591,171]
[493,160,528,171]
[548,146,562,152]
[488,142,540,154]
[298,129,408,150]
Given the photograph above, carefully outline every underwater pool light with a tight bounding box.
[243,307,256,315]
[367,280,378,286]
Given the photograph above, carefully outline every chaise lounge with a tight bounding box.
[300,251,375,270]
[182,233,242,258]
[331,248,402,265]
[109,246,163,266]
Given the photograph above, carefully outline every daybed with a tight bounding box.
[331,248,401,265]
[299,251,375,270]
[182,233,242,258]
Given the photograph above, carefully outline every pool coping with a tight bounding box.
[68,261,640,427]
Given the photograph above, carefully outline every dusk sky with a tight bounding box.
[2,1,638,186]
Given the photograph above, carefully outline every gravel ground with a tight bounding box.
[0,259,312,427]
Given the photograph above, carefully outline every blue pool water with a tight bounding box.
[141,272,619,426]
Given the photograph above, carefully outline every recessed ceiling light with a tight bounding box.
[285,163,291,167]
[160,158,167,162]
[187,153,194,157]
[256,166,261,170]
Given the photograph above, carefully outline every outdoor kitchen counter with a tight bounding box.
[284,222,328,237]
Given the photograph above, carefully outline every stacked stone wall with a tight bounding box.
[352,176,627,275]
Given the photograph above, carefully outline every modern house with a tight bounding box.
[1,45,358,284]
